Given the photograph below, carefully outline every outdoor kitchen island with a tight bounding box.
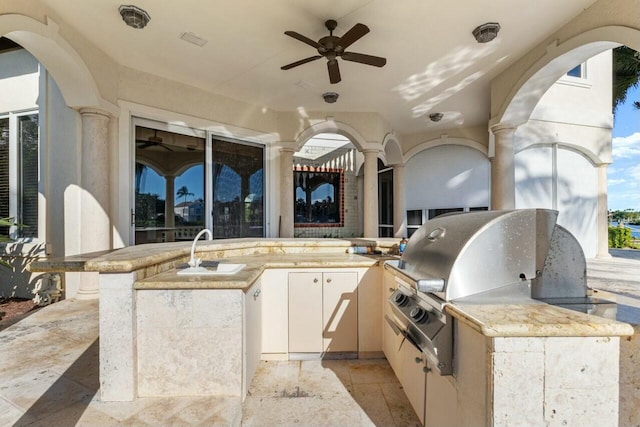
[30,236,634,427]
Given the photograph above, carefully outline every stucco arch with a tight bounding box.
[0,14,102,109]
[493,25,639,127]
[295,120,374,152]
[404,137,488,163]
[382,133,403,165]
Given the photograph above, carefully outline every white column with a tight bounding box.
[490,124,516,210]
[279,147,295,238]
[596,164,611,258]
[392,163,406,238]
[363,149,380,238]
[76,108,112,299]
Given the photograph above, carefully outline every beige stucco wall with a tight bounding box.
[490,0,640,127]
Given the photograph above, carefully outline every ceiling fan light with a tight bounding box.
[472,22,500,43]
[119,5,150,29]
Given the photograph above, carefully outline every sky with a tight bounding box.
[609,84,640,211]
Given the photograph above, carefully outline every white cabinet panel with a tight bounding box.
[323,272,358,352]
[244,279,262,398]
[358,266,382,353]
[261,270,289,354]
[288,272,323,353]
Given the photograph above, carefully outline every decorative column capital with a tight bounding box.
[79,108,111,120]
[490,123,516,136]
[362,148,382,155]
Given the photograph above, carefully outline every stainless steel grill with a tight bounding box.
[385,208,589,375]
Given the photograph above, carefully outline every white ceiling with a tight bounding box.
[41,0,597,134]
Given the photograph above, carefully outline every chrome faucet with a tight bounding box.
[188,228,213,269]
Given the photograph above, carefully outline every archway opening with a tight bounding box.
[293,133,361,238]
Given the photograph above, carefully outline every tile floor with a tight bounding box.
[0,298,419,426]
[242,359,421,426]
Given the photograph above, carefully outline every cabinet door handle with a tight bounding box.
[388,287,395,292]
[313,278,319,283]
[415,356,423,364]
[253,289,261,298]
[326,278,332,283]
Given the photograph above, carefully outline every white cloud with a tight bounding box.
[608,178,627,185]
[612,132,640,159]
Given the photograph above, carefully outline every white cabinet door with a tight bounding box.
[288,272,323,353]
[322,271,358,352]
[382,271,402,374]
[399,340,426,424]
[244,279,263,398]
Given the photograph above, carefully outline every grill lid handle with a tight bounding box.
[416,278,445,293]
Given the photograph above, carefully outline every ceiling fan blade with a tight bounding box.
[281,55,323,70]
[337,23,369,50]
[284,31,322,49]
[328,60,341,84]
[342,52,387,67]
[160,144,174,152]
[136,141,154,149]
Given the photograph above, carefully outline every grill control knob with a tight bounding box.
[393,292,408,306]
[409,307,428,322]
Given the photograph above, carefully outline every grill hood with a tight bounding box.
[395,209,586,302]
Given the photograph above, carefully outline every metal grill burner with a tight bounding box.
[385,209,588,375]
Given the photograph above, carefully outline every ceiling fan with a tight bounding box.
[136,130,173,151]
[281,19,386,84]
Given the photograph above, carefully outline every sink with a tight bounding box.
[177,263,246,276]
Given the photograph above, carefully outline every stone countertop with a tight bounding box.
[29,238,400,273]
[446,302,634,337]
[134,253,381,291]
[382,259,634,338]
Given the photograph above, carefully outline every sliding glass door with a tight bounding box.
[133,121,265,244]
[210,138,264,239]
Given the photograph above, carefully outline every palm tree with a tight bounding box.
[176,185,194,206]
[613,46,640,112]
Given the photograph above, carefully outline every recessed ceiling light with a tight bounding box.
[179,32,208,47]
[323,92,339,103]
[472,22,500,43]
[429,113,444,122]
[118,5,150,29]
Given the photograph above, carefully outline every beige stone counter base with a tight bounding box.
[447,302,634,337]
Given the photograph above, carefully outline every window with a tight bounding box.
[378,160,394,237]
[566,64,584,78]
[406,209,424,237]
[0,112,38,240]
[294,167,343,227]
